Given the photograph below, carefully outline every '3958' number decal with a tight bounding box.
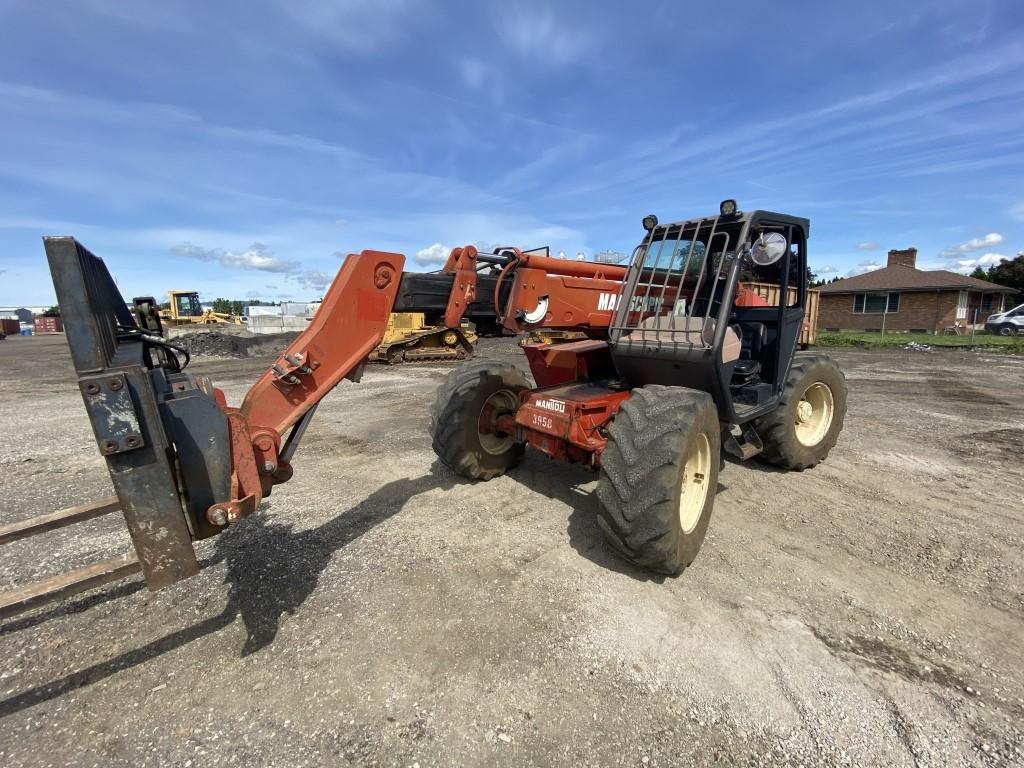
[531,413,554,430]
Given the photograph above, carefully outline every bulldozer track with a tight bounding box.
[380,348,470,364]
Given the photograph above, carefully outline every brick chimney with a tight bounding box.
[887,247,917,269]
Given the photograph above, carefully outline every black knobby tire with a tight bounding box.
[998,324,1015,337]
[753,353,847,470]
[595,386,721,576]
[430,360,529,481]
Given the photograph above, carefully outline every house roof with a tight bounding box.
[818,265,1015,294]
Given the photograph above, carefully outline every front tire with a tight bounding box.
[998,324,1015,336]
[596,386,721,576]
[754,354,847,470]
[430,360,529,480]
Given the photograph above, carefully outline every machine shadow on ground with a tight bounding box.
[2,448,749,719]
[519,451,740,583]
[511,453,678,584]
[0,469,456,719]
[722,452,786,473]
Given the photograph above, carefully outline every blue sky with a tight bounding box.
[1,0,1022,304]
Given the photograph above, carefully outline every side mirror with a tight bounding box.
[749,232,787,266]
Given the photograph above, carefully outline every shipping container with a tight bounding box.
[33,316,64,334]
[1,318,20,337]
[740,282,820,346]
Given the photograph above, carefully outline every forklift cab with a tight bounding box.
[608,202,810,424]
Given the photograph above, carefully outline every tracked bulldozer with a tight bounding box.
[373,312,477,363]
[370,244,520,363]
[151,290,243,329]
[1,201,846,618]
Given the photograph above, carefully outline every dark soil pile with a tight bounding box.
[176,330,299,358]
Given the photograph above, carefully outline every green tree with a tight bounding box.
[970,266,988,280]
[984,253,1024,301]
[229,300,244,317]
[43,305,61,317]
[211,298,232,315]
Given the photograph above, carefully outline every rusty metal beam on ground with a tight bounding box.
[0,552,141,621]
[0,497,120,545]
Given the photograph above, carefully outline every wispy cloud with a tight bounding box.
[282,0,422,54]
[0,215,95,232]
[938,232,1004,257]
[548,38,1024,207]
[458,59,490,90]
[495,7,595,66]
[78,0,192,31]
[2,2,1023,304]
[847,260,884,277]
[961,233,1004,250]
[172,239,335,293]
[172,242,301,274]
[414,243,449,266]
[924,252,1008,275]
[293,270,331,292]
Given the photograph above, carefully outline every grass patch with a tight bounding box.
[816,331,1024,353]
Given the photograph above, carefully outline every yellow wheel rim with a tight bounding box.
[678,433,711,534]
[794,382,834,447]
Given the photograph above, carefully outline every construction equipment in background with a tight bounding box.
[2,202,846,618]
[369,243,524,363]
[390,247,539,338]
[154,290,243,329]
[520,329,588,347]
[374,312,477,363]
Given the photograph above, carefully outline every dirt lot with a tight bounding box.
[1,334,1022,767]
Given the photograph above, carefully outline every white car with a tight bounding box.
[985,302,1024,335]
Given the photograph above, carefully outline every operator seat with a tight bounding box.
[732,322,766,378]
[620,315,741,363]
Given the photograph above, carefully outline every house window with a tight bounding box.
[956,291,968,320]
[979,293,1002,313]
[853,292,899,314]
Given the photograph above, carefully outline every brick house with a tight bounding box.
[818,248,1015,333]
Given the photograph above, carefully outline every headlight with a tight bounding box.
[720,199,738,217]
[642,214,658,232]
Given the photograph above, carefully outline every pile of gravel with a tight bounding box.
[176,330,299,358]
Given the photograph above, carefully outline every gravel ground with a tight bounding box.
[1,334,1022,767]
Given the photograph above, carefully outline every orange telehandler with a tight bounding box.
[1,201,845,618]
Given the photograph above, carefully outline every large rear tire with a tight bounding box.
[754,353,847,470]
[430,360,529,481]
[596,386,721,576]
